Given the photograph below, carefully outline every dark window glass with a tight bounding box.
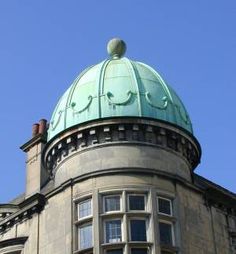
[105,220,122,243]
[130,220,146,241]
[158,198,171,215]
[131,248,148,254]
[232,236,236,245]
[129,195,145,210]
[105,196,120,212]
[159,222,173,245]
[107,249,123,254]
[78,199,92,219]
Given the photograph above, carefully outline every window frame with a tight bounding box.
[77,198,92,221]
[103,194,122,213]
[157,197,173,217]
[104,218,123,244]
[105,248,124,254]
[128,194,146,212]
[129,218,148,242]
[130,247,149,254]
[78,222,93,250]
[159,220,175,246]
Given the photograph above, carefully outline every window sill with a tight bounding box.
[100,212,125,218]
[127,212,151,217]
[128,241,153,246]
[74,217,93,225]
[158,214,177,222]
[101,242,126,248]
[74,247,93,254]
[160,244,179,253]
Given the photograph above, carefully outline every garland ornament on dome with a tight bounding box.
[106,91,135,105]
[70,95,93,115]
[50,110,63,131]
[145,93,168,110]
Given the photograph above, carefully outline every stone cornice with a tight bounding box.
[43,118,201,176]
[20,133,47,152]
[0,236,28,249]
[0,193,45,233]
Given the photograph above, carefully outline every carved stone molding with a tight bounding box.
[43,118,201,177]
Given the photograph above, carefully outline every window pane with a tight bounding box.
[107,249,123,254]
[79,199,92,218]
[232,236,236,245]
[105,220,122,243]
[79,224,93,249]
[129,195,145,210]
[105,196,120,212]
[131,248,148,254]
[158,198,171,215]
[159,222,173,245]
[130,220,146,241]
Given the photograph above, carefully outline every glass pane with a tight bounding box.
[79,199,92,218]
[232,236,236,245]
[130,220,146,241]
[107,249,123,254]
[105,220,122,243]
[105,196,120,212]
[131,248,148,254]
[158,198,171,215]
[159,222,173,245]
[129,195,145,210]
[79,224,93,249]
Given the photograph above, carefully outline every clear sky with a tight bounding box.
[0,1,235,203]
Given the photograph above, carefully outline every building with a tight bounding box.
[0,38,236,254]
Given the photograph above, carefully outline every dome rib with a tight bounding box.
[97,59,111,118]
[127,59,143,116]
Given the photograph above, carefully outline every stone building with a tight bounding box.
[0,38,236,254]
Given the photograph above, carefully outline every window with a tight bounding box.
[130,219,147,241]
[128,195,145,211]
[78,224,93,250]
[231,234,236,250]
[159,222,173,245]
[105,220,122,243]
[131,248,148,254]
[78,199,92,219]
[104,195,121,212]
[158,197,172,216]
[106,249,123,254]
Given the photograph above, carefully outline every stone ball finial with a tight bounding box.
[107,38,126,59]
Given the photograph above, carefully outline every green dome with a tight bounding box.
[48,42,192,141]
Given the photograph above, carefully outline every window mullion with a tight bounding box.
[122,190,129,254]
[93,189,100,254]
[150,188,161,254]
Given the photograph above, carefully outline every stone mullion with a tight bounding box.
[122,190,128,254]
[150,187,161,254]
[93,189,100,254]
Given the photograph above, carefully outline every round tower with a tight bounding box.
[43,38,201,254]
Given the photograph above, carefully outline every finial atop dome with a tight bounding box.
[107,38,126,59]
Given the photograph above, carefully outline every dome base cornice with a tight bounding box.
[43,118,201,180]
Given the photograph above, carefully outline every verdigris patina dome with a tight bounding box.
[47,38,192,141]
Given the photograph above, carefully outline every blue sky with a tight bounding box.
[0,1,235,202]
